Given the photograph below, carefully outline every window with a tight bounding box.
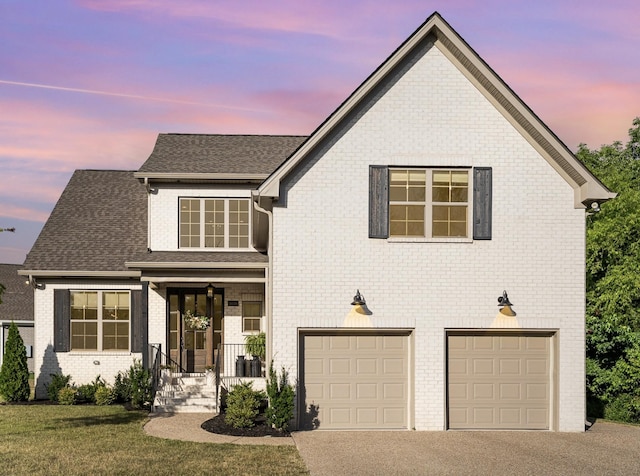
[70,291,130,351]
[180,198,250,249]
[389,169,469,238]
[369,166,491,240]
[242,301,262,333]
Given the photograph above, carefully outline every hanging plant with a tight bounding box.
[184,310,210,330]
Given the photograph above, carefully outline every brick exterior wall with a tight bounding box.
[33,281,143,399]
[270,44,586,431]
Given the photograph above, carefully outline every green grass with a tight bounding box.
[0,404,309,476]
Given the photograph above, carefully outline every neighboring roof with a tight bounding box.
[259,12,615,208]
[135,134,307,180]
[0,264,33,321]
[21,170,147,275]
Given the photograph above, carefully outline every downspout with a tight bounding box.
[144,178,153,250]
[252,194,273,371]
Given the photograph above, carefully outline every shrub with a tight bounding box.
[94,385,115,406]
[224,382,266,429]
[58,387,77,405]
[46,373,72,402]
[604,394,640,423]
[76,375,107,404]
[113,360,153,409]
[266,362,295,431]
[0,322,30,402]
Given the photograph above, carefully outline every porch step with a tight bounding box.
[152,372,218,413]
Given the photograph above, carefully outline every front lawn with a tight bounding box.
[0,404,308,476]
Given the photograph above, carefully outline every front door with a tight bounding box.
[168,288,224,372]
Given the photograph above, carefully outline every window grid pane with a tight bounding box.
[204,199,225,248]
[179,199,201,247]
[70,291,130,351]
[243,301,262,332]
[229,199,250,249]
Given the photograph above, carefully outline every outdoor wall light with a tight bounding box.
[351,290,366,306]
[497,290,516,316]
[207,284,214,298]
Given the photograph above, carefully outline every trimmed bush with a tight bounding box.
[225,382,266,429]
[58,387,77,405]
[95,385,115,406]
[266,362,295,431]
[0,322,30,402]
[46,373,72,402]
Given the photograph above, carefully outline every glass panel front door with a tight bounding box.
[168,288,224,372]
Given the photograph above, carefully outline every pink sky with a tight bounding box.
[1,0,638,264]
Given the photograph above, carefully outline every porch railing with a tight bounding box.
[147,343,185,395]
[215,343,265,402]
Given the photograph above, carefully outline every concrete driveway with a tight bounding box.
[291,421,640,475]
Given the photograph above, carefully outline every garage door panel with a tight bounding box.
[448,333,551,430]
[303,333,408,430]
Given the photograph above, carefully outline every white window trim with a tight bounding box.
[241,300,263,334]
[179,197,251,250]
[388,167,473,243]
[69,290,131,352]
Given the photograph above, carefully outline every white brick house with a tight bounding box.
[21,13,612,431]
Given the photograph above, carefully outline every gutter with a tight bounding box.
[252,193,274,371]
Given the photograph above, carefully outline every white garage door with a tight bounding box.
[447,332,552,430]
[301,333,409,430]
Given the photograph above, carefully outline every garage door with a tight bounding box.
[301,333,409,430]
[447,333,552,430]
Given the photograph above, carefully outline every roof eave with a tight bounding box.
[133,172,269,182]
[258,12,614,208]
[18,270,141,278]
[125,261,268,270]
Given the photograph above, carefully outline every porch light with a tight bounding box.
[497,290,515,317]
[207,284,214,298]
[351,290,366,306]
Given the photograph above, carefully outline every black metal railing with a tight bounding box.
[215,343,265,400]
[147,343,184,394]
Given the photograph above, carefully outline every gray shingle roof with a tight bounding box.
[126,251,268,266]
[22,170,147,272]
[0,264,33,321]
[137,134,307,175]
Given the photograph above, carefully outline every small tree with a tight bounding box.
[0,322,30,402]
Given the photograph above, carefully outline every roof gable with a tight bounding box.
[258,12,614,207]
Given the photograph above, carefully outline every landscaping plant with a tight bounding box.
[46,373,72,402]
[224,381,266,428]
[266,361,295,431]
[0,322,30,402]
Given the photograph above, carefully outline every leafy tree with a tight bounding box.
[578,117,640,421]
[0,322,30,402]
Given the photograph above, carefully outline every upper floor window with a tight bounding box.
[70,291,130,351]
[180,198,250,249]
[389,169,469,238]
[369,166,491,241]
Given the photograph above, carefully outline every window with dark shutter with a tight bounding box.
[54,289,70,352]
[473,167,492,240]
[369,165,389,238]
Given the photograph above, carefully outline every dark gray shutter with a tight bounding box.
[53,289,70,352]
[473,167,492,240]
[131,286,148,354]
[369,165,389,238]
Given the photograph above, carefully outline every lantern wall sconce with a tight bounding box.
[351,290,366,306]
[497,290,516,316]
[207,284,214,298]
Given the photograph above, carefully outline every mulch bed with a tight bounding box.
[201,413,291,437]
